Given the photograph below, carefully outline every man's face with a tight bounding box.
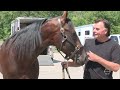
[93,21,108,39]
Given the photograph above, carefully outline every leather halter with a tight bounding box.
[57,18,84,79]
[57,18,81,60]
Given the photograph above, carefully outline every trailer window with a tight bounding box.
[78,32,81,36]
[85,31,90,35]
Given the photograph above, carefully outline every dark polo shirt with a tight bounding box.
[83,38,120,79]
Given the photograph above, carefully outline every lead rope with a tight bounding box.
[57,18,71,79]
[62,58,71,79]
[57,49,71,79]
[57,45,81,79]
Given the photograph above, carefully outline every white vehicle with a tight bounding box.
[11,17,45,35]
[109,34,120,45]
[75,24,94,45]
[11,17,54,60]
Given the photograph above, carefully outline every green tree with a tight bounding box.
[1,11,120,40]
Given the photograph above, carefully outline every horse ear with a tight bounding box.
[61,11,68,24]
[62,11,68,19]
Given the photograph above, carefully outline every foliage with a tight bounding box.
[0,11,120,40]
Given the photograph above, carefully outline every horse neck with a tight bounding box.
[40,22,56,46]
[39,19,58,54]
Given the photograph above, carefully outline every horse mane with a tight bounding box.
[1,19,47,60]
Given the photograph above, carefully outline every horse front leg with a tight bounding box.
[27,59,39,79]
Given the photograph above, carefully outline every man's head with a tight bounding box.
[93,19,111,39]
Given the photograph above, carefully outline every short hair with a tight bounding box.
[94,19,111,36]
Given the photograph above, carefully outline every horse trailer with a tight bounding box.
[11,17,54,65]
[11,17,46,35]
[75,24,94,45]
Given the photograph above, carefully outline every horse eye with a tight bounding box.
[72,32,77,40]
[73,32,77,36]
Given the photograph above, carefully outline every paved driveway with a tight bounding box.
[0,53,119,79]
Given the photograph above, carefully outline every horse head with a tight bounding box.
[41,11,87,65]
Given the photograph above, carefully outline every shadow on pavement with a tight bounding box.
[53,59,61,63]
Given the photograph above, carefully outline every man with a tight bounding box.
[62,19,120,79]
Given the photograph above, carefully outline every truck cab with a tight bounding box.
[109,34,120,45]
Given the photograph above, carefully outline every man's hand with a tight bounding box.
[61,59,81,67]
[61,61,68,69]
[87,51,101,62]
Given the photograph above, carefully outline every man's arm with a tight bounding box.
[61,59,81,68]
[87,51,120,72]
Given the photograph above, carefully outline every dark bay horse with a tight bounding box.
[0,11,86,79]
